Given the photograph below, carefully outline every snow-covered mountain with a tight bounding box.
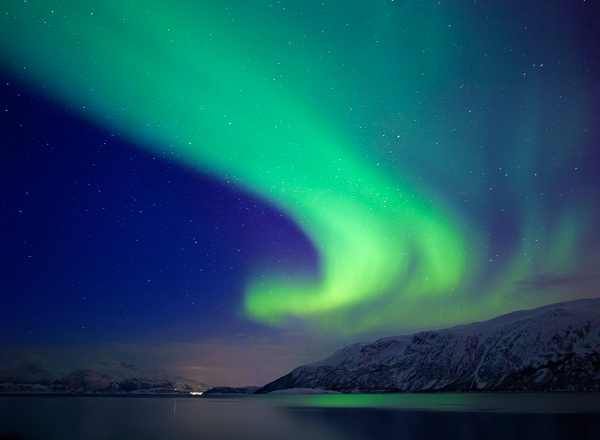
[257,298,600,393]
[0,363,68,394]
[0,361,210,394]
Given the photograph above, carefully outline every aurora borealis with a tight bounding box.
[2,0,600,385]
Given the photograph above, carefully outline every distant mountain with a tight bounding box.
[0,361,210,394]
[0,363,68,394]
[203,386,260,394]
[257,298,600,394]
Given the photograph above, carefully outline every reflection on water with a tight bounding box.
[283,406,599,440]
[268,392,600,413]
[0,393,599,440]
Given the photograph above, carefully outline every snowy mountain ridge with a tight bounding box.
[257,298,600,393]
[0,361,210,394]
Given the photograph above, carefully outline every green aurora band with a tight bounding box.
[2,0,597,335]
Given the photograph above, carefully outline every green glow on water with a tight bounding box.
[272,393,474,411]
[261,393,600,414]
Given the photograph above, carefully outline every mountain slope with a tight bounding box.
[0,361,210,394]
[257,298,600,393]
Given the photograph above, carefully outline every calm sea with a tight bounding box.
[1,393,599,440]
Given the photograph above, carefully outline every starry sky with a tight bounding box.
[1,0,600,386]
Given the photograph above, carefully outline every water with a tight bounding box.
[1,393,599,440]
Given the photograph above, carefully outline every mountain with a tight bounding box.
[0,363,68,394]
[257,298,600,394]
[203,386,260,394]
[0,361,210,394]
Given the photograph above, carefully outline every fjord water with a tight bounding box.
[1,393,599,440]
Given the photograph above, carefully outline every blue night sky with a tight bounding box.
[1,0,600,386]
